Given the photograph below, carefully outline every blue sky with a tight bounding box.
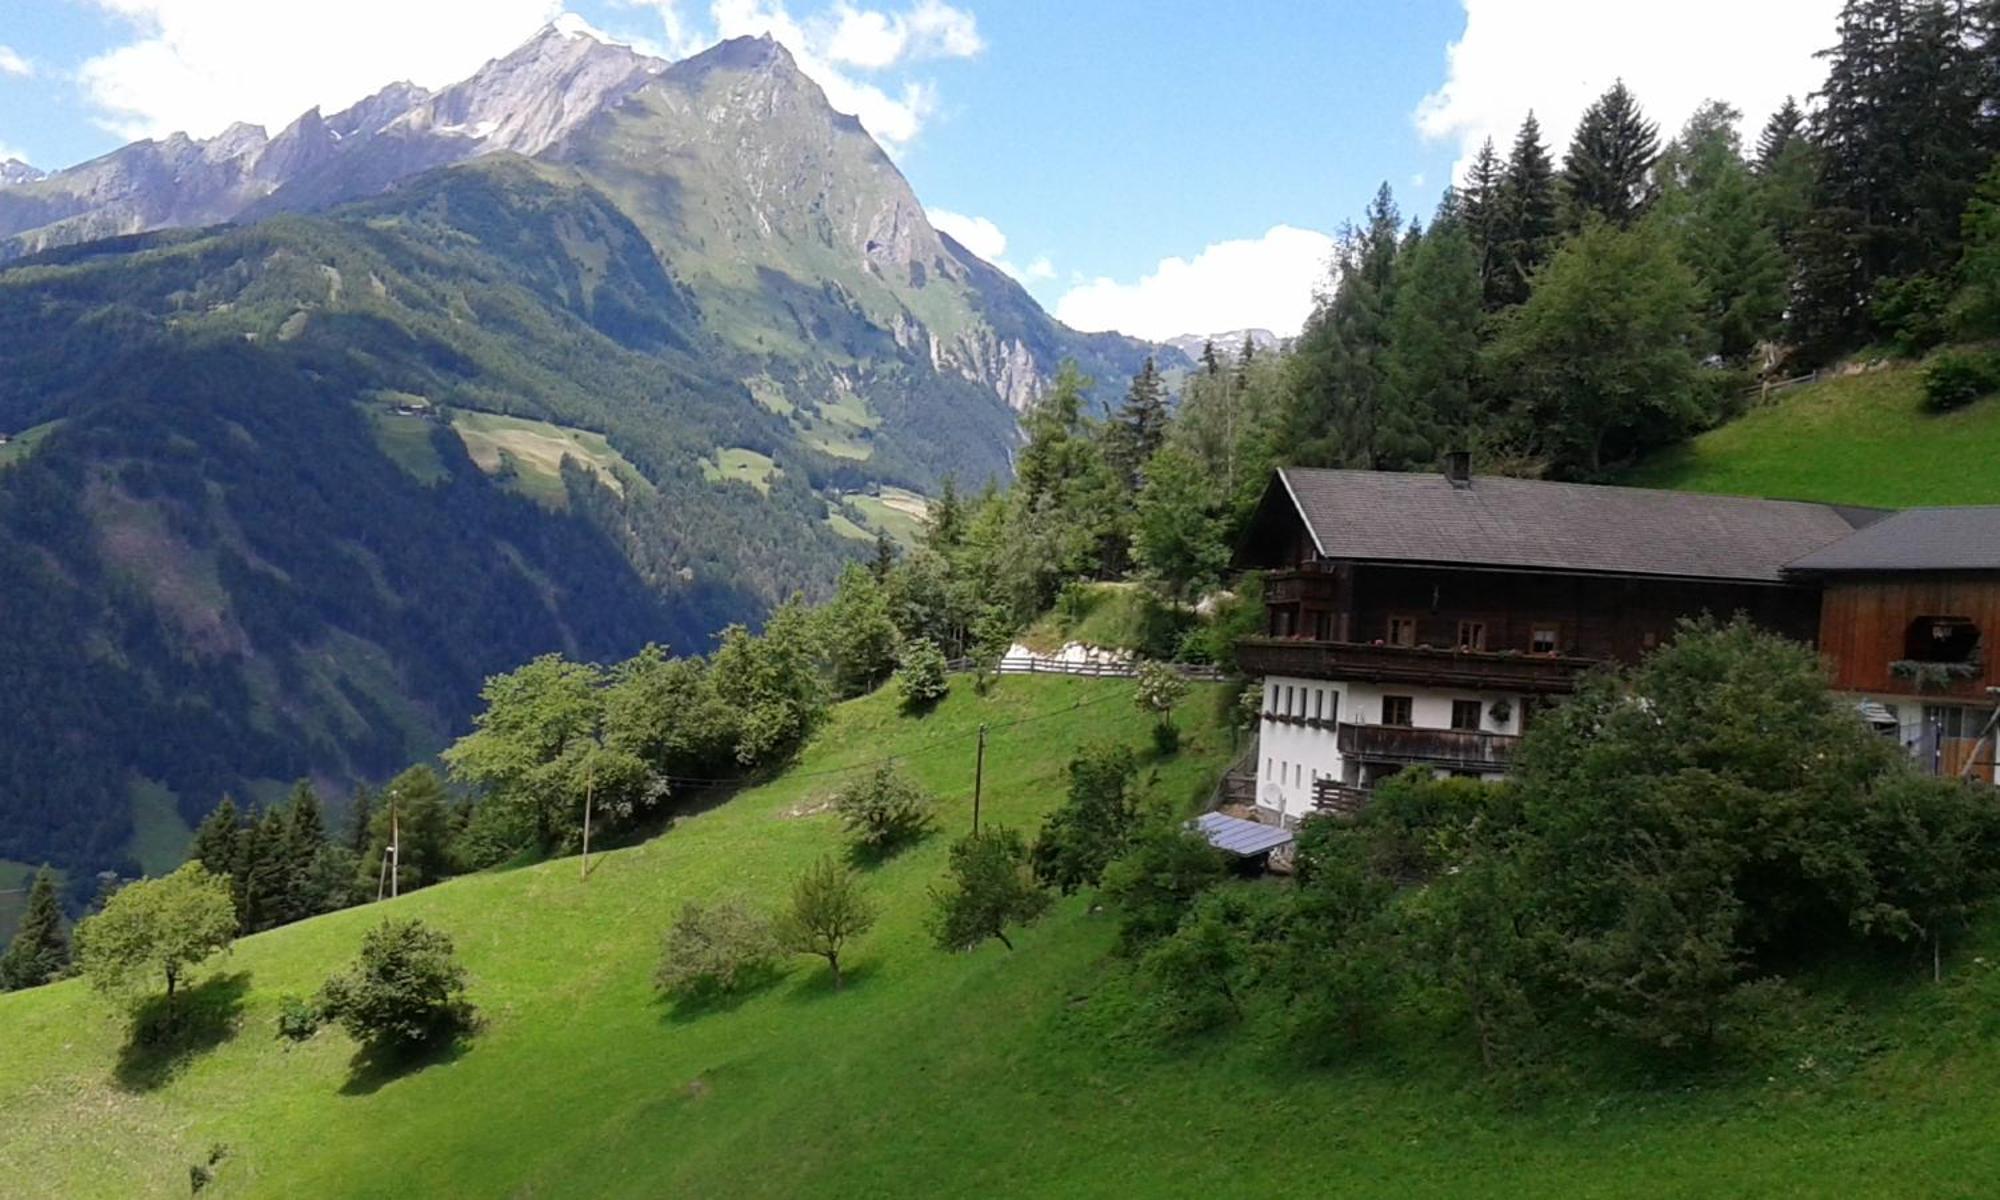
[0,1,1844,339]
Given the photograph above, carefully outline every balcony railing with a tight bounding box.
[1337,722,1519,772]
[1236,637,1597,695]
[1266,568,1342,606]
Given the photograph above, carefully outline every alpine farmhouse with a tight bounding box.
[1234,458,2000,825]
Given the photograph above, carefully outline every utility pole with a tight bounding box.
[972,723,987,834]
[389,788,401,900]
[580,761,594,882]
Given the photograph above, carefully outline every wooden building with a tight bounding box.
[1233,461,1884,823]
[1786,507,2000,781]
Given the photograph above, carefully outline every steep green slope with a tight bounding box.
[0,161,841,876]
[1623,361,2000,506]
[7,676,2000,1198]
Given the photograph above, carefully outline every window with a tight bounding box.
[1313,611,1334,640]
[1294,763,1303,787]
[1283,685,1294,716]
[1265,757,1273,780]
[1266,682,1278,712]
[1457,620,1487,651]
[1387,615,1418,647]
[1314,689,1325,721]
[1927,706,1977,739]
[1530,626,1559,654]
[1382,695,1414,726]
[1905,616,1981,664]
[1326,690,1340,726]
[1451,699,1483,731]
[1271,608,1297,638]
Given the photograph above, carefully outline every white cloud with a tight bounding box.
[824,0,983,69]
[928,206,1005,259]
[1416,0,1843,179]
[75,0,565,141]
[1055,225,1336,341]
[0,141,31,165]
[928,207,1056,285]
[0,45,33,78]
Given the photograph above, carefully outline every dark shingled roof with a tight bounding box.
[1276,468,1873,583]
[1785,507,2000,573]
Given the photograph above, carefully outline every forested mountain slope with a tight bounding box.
[0,29,1171,881]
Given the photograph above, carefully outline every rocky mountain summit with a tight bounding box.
[0,24,1168,408]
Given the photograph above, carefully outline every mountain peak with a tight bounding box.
[680,33,799,76]
[0,158,44,187]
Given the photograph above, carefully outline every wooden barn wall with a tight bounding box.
[1346,566,1822,665]
[1817,574,2000,700]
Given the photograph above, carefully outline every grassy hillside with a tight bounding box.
[10,680,2000,1196]
[1624,361,2000,506]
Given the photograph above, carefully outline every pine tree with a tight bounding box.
[1562,80,1661,228]
[1382,209,1483,462]
[0,866,68,990]
[1200,338,1222,377]
[922,475,964,552]
[870,529,898,582]
[190,796,244,915]
[1658,103,1788,362]
[346,786,375,856]
[1460,137,1509,307]
[1755,96,1805,172]
[241,808,289,933]
[1493,114,1559,307]
[281,780,330,924]
[358,765,454,898]
[1792,0,1991,359]
[1108,356,1168,487]
[1234,333,1255,391]
[1285,183,1402,467]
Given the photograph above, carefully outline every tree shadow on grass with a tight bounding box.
[337,1024,477,1097]
[657,963,791,1025]
[785,957,881,1002]
[114,971,252,1093]
[844,829,936,873]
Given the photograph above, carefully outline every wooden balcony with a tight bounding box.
[1236,637,1597,695]
[1337,722,1519,772]
[1266,567,1342,606]
[1312,779,1370,817]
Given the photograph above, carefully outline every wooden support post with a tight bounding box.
[389,790,400,900]
[580,763,594,882]
[972,723,987,835]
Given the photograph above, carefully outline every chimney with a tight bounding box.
[1444,450,1472,488]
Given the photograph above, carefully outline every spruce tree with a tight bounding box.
[1562,80,1661,228]
[191,797,241,877]
[1460,137,1509,308]
[870,529,898,582]
[281,781,330,924]
[241,808,289,933]
[1755,97,1805,172]
[1382,209,1483,462]
[922,475,964,552]
[1792,0,1990,358]
[1494,114,1559,307]
[1108,356,1168,487]
[1285,183,1403,467]
[1200,338,1222,377]
[347,786,375,856]
[1659,104,1787,362]
[0,866,68,990]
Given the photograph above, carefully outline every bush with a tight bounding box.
[893,638,950,711]
[275,994,321,1043]
[1032,743,1139,894]
[316,919,472,1052]
[1150,721,1181,757]
[1141,891,1252,1037]
[1873,272,1952,355]
[654,899,781,999]
[1100,820,1228,952]
[834,764,937,856]
[1922,348,2000,413]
